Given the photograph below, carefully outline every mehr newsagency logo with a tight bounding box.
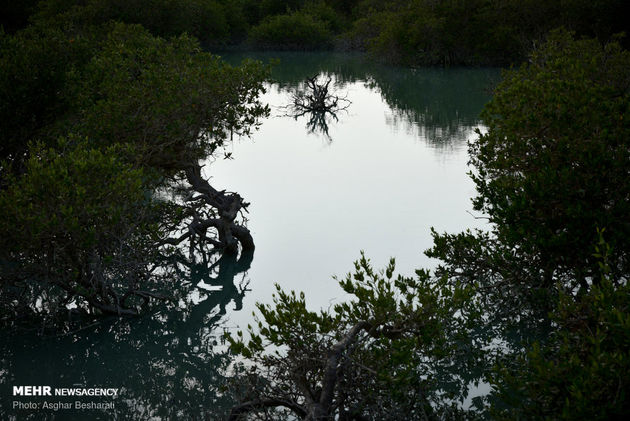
[13,386,119,397]
[11,385,119,411]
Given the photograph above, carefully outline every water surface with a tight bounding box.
[1,52,498,419]
[213,52,496,327]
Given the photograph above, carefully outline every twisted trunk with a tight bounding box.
[163,161,254,254]
[184,162,254,254]
[306,321,371,420]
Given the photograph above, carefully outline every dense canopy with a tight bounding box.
[0,14,269,321]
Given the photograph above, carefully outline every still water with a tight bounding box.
[0,53,498,419]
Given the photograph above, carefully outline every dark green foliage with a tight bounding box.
[63,23,268,172]
[33,0,247,47]
[428,30,630,304]
[0,139,168,320]
[20,0,629,64]
[302,1,346,33]
[426,31,630,417]
[348,0,520,65]
[228,254,484,419]
[248,11,333,50]
[0,19,268,176]
[348,0,630,65]
[0,9,269,319]
[259,0,308,17]
[0,23,97,173]
[470,30,630,289]
[490,235,630,420]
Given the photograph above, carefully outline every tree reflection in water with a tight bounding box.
[0,250,253,420]
[280,74,351,141]
[228,52,497,148]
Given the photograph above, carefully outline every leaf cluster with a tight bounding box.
[470,29,630,290]
[489,234,630,419]
[0,139,169,321]
[427,31,630,418]
[227,254,485,419]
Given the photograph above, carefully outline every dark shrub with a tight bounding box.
[249,11,333,50]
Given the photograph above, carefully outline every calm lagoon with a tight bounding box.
[0,52,498,419]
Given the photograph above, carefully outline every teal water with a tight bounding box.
[1,53,498,420]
